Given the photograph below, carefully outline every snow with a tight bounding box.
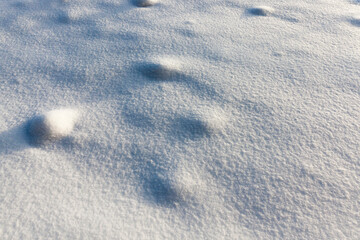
[1,0,360,239]
[350,16,360,26]
[133,0,159,8]
[27,109,79,145]
[248,6,275,16]
[139,57,182,80]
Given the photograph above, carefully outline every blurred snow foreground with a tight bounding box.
[0,0,360,239]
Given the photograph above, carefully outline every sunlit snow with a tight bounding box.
[1,0,359,239]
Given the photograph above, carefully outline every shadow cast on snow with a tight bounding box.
[0,123,29,156]
[134,62,224,101]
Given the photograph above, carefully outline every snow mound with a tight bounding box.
[170,167,205,201]
[57,11,71,24]
[146,167,204,207]
[27,109,79,145]
[249,6,275,16]
[139,57,182,80]
[173,109,227,139]
[133,0,159,7]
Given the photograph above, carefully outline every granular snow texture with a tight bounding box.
[0,0,359,239]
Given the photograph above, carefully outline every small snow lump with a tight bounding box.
[146,168,204,207]
[175,110,227,139]
[140,57,182,80]
[58,11,71,24]
[249,6,275,16]
[133,0,158,7]
[27,109,79,144]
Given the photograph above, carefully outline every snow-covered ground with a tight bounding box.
[1,0,359,239]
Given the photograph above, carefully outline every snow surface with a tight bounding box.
[0,0,360,239]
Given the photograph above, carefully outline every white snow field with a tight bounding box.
[0,0,359,239]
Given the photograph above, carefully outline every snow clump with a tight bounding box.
[133,0,159,7]
[27,109,79,144]
[140,57,182,80]
[249,6,275,16]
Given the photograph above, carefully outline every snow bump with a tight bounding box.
[57,11,71,24]
[350,16,360,27]
[133,0,158,7]
[27,109,79,145]
[249,6,275,16]
[174,110,227,139]
[139,57,182,80]
[146,168,203,207]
